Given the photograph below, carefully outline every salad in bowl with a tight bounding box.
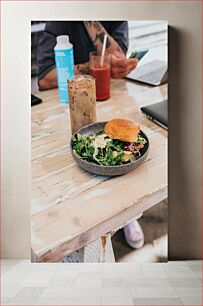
[71,119,149,176]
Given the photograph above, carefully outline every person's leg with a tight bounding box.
[123,219,144,249]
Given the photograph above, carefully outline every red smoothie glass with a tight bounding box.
[89,51,110,101]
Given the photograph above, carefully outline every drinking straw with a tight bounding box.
[100,34,107,67]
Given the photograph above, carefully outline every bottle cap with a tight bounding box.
[56,35,69,45]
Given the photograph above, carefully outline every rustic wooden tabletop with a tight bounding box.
[31,79,168,262]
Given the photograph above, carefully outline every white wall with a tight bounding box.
[1,1,202,259]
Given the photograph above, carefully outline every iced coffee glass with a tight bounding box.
[68,75,97,134]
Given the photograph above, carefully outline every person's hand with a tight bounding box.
[110,50,138,79]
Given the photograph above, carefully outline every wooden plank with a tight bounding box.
[31,129,70,160]
[32,90,60,109]
[32,105,69,138]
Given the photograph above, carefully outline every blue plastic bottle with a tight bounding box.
[54,35,74,103]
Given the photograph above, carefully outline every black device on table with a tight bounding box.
[141,100,168,130]
[31,94,42,106]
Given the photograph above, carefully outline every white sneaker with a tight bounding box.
[123,219,144,249]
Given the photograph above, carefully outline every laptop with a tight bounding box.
[126,60,168,86]
[141,100,168,129]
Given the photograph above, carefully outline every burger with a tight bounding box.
[104,118,140,143]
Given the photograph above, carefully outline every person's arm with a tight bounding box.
[83,21,124,55]
[37,26,57,90]
[39,63,90,91]
[110,50,138,79]
[75,62,90,75]
[38,68,57,91]
[84,21,137,79]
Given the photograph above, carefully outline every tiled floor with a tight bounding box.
[1,260,202,305]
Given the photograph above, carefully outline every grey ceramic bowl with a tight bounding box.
[70,122,149,176]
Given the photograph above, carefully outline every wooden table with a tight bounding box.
[31,79,168,263]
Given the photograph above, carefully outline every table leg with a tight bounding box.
[62,213,144,263]
[62,233,115,263]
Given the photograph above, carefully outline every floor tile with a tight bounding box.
[193,271,202,279]
[54,269,81,278]
[133,297,183,305]
[2,262,35,287]
[81,263,102,272]
[47,277,76,288]
[32,263,58,273]
[175,287,202,298]
[102,264,143,276]
[1,287,22,299]
[166,271,197,278]
[140,263,165,272]
[2,296,39,305]
[102,263,141,271]
[0,259,25,265]
[188,264,202,272]
[164,265,193,273]
[170,277,202,287]
[78,271,102,278]
[1,265,16,274]
[102,297,134,305]
[124,277,172,287]
[20,270,56,278]
[102,278,124,287]
[133,287,178,298]
[163,261,187,266]
[56,263,83,272]
[15,266,57,287]
[102,277,171,288]
[0,298,10,305]
[102,287,132,298]
[142,271,168,278]
[74,271,102,287]
[17,274,55,287]
[186,260,202,265]
[41,287,101,298]
[35,297,101,305]
[15,287,45,298]
[180,296,202,305]
[102,270,143,278]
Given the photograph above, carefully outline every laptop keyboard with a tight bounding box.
[138,67,166,84]
[127,60,167,85]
